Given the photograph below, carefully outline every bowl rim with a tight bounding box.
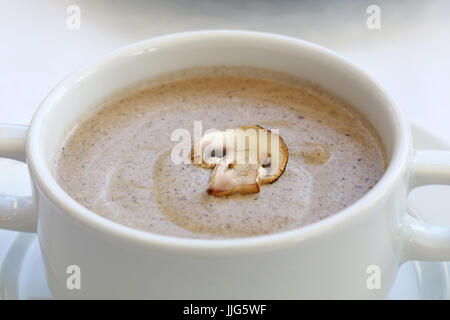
[26,30,410,254]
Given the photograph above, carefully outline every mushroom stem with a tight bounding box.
[207,158,260,197]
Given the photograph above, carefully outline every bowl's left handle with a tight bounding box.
[0,124,37,232]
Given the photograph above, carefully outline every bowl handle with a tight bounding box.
[402,150,450,261]
[0,124,37,232]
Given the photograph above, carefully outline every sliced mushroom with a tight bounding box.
[191,125,289,196]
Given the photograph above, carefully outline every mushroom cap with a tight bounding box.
[240,125,289,185]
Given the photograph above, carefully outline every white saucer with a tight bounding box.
[1,124,449,299]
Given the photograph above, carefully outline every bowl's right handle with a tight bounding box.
[0,124,37,232]
[402,150,450,261]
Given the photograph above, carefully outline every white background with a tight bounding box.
[1,0,449,143]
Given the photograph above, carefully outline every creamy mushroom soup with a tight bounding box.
[54,66,386,239]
